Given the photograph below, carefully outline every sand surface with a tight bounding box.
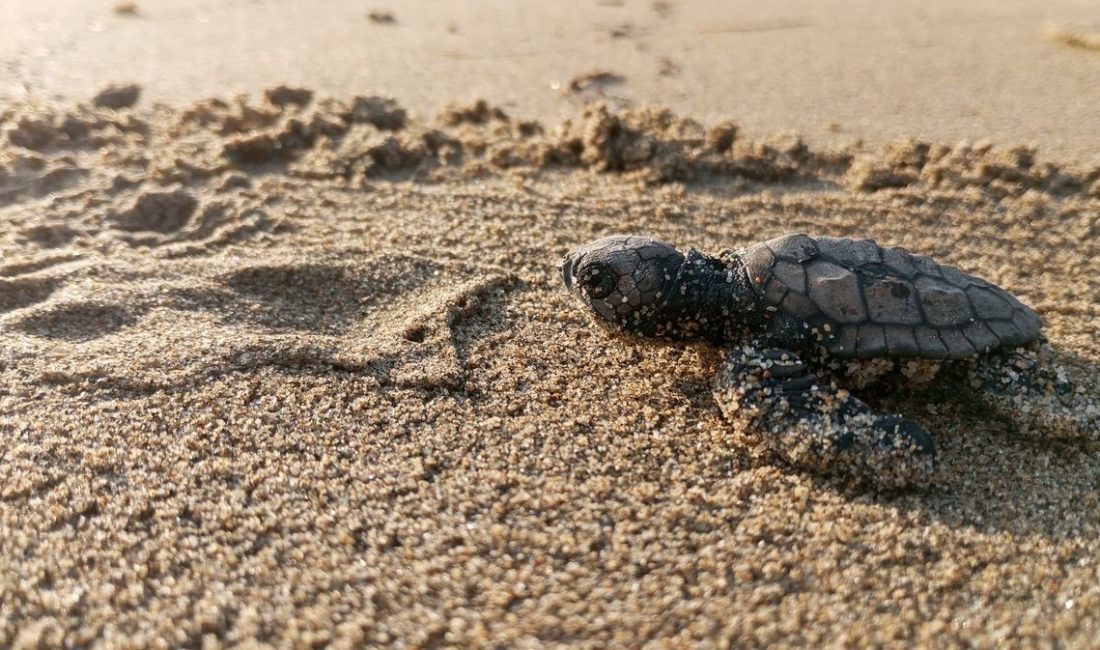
[3,0,1100,164]
[1,89,1099,647]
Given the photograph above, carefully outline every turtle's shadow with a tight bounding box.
[865,435,1099,541]
[856,346,1100,540]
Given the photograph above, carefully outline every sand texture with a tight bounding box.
[2,91,1100,647]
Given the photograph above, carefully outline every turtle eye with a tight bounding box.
[582,263,617,300]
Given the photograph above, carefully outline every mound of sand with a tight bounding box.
[1,88,1099,647]
[1047,22,1100,53]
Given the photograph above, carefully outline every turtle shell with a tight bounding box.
[740,233,1042,359]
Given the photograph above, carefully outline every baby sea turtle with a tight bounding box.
[561,233,1097,489]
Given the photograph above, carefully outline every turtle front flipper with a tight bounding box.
[713,344,936,489]
[963,344,1100,441]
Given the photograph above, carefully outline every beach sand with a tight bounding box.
[4,0,1100,164]
[1,89,1099,647]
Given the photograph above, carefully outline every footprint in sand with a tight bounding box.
[109,189,199,233]
[13,302,141,341]
[0,161,88,208]
[189,257,440,333]
[106,188,275,253]
[167,253,517,389]
[19,224,82,249]
[1,250,517,392]
[0,276,62,313]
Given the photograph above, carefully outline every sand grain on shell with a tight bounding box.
[1,89,1099,647]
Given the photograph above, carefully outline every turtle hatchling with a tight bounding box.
[560,233,1098,489]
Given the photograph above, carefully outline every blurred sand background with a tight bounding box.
[2,0,1100,648]
[2,0,1100,163]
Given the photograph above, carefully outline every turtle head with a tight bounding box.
[559,235,685,336]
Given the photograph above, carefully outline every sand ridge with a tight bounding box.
[1,89,1100,647]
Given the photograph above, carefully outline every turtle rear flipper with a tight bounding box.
[965,345,1100,441]
[714,345,936,489]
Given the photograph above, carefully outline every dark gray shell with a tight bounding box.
[741,233,1043,359]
